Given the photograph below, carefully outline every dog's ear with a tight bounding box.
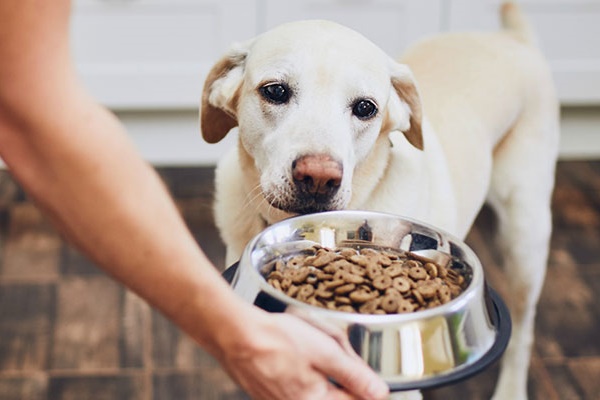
[200,43,249,143]
[386,63,424,150]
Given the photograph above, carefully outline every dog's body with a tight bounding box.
[201,3,559,399]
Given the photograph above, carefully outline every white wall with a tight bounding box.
[2,0,598,168]
[74,0,600,165]
[558,107,600,160]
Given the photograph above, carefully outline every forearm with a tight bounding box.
[0,0,263,366]
[0,78,256,362]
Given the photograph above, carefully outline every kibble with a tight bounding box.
[264,245,466,314]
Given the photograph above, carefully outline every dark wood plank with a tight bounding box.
[566,358,600,400]
[157,167,216,200]
[0,375,47,400]
[151,311,182,369]
[544,362,586,400]
[153,371,247,400]
[50,276,122,370]
[119,290,149,369]
[1,204,61,281]
[423,364,499,400]
[59,245,102,276]
[0,170,20,210]
[48,374,146,400]
[176,197,226,271]
[535,263,600,359]
[0,283,54,371]
[151,310,220,370]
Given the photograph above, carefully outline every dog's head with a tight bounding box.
[201,20,423,215]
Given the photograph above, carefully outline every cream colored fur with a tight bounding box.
[201,3,559,399]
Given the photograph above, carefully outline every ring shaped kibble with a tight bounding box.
[265,245,466,314]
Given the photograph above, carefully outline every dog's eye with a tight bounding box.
[352,99,378,120]
[260,83,290,104]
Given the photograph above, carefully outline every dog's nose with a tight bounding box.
[292,154,342,197]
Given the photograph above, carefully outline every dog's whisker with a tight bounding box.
[242,184,268,216]
[242,184,262,207]
[265,196,280,221]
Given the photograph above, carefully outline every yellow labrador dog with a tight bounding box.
[200,2,559,399]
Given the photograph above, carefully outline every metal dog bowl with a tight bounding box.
[223,210,511,391]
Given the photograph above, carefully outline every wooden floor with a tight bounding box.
[0,160,598,400]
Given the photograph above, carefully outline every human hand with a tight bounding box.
[216,309,390,400]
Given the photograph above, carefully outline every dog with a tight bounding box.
[200,2,559,399]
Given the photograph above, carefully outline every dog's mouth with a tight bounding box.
[269,198,340,215]
[266,190,344,215]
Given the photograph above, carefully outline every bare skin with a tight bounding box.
[0,1,389,399]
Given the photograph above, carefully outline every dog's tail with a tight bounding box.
[500,1,538,46]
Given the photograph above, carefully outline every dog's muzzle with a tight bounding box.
[292,154,342,210]
[269,154,344,214]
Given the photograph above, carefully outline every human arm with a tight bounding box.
[0,2,389,399]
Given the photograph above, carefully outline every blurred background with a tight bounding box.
[1,0,599,399]
[66,0,600,165]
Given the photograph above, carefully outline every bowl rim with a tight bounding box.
[239,210,486,323]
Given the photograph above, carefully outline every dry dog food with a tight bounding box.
[264,245,466,314]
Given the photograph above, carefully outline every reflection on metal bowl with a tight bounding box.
[224,210,511,391]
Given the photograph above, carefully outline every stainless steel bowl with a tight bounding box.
[225,210,511,391]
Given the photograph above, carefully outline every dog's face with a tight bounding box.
[201,20,423,215]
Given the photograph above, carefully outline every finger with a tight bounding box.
[314,340,389,400]
[287,308,359,357]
